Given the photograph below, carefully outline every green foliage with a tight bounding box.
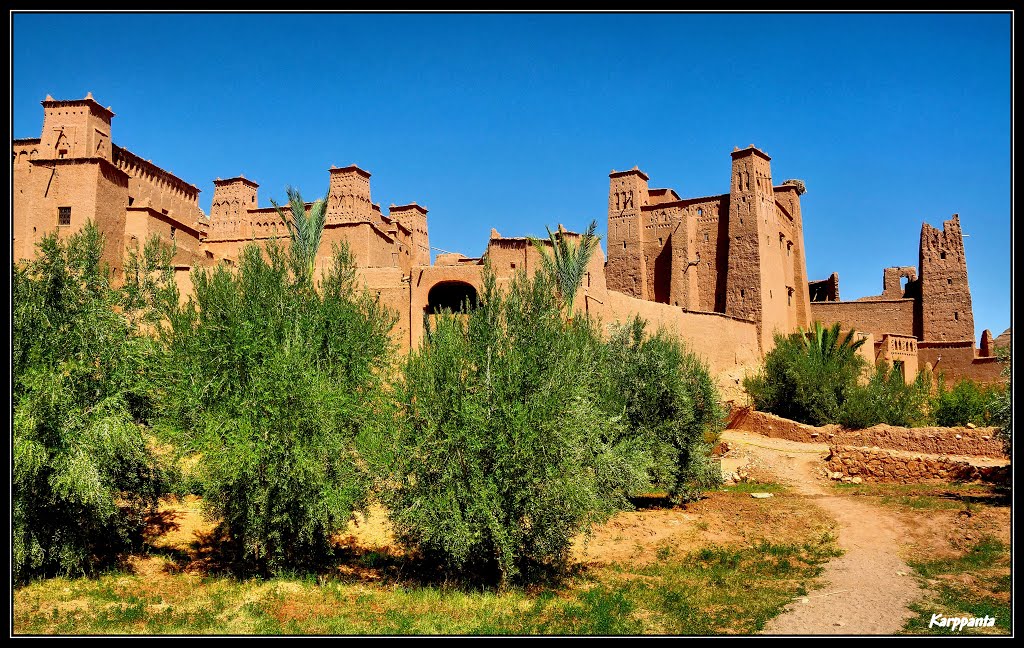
[157,240,396,576]
[930,376,1005,429]
[12,223,169,583]
[599,316,724,503]
[529,220,601,315]
[384,267,647,585]
[271,186,329,283]
[743,322,867,426]
[838,364,931,429]
[990,348,1011,454]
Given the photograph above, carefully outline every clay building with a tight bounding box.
[809,215,1002,383]
[604,145,812,351]
[12,94,1000,391]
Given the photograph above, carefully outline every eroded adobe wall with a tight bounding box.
[642,201,685,305]
[810,299,915,339]
[724,148,808,349]
[606,169,650,299]
[600,289,761,386]
[919,215,975,342]
[726,408,839,443]
[917,341,1005,384]
[729,409,1005,457]
[881,266,917,299]
[774,185,812,332]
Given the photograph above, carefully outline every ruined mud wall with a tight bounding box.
[729,409,1006,457]
[810,299,915,339]
[601,289,761,379]
[826,445,1009,484]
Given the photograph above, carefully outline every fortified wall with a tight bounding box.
[13,93,1002,391]
[809,215,1003,384]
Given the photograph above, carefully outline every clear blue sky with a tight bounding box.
[12,12,1012,341]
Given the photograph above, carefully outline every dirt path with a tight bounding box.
[721,430,923,635]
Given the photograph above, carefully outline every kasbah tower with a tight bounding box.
[12,95,1003,396]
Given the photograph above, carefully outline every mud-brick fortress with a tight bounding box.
[12,95,1005,390]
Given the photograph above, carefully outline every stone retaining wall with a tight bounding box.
[825,445,1010,484]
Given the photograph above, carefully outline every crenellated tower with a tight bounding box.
[917,214,975,342]
[391,203,430,267]
[327,165,374,224]
[209,176,258,239]
[39,92,113,161]
[605,167,650,298]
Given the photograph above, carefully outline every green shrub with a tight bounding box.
[990,348,1011,453]
[383,268,647,586]
[838,364,931,429]
[600,317,723,503]
[743,323,867,426]
[157,241,396,576]
[12,223,169,583]
[930,377,1005,428]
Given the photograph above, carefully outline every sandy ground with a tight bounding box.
[721,430,925,635]
[131,430,1001,636]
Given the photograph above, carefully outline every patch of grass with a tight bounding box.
[902,536,1011,635]
[832,482,1008,511]
[878,495,963,511]
[13,532,842,636]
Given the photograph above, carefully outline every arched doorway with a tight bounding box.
[426,281,478,314]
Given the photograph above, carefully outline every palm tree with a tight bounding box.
[798,321,867,366]
[271,186,328,283]
[529,220,601,317]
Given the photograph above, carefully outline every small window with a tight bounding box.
[697,208,703,216]
[658,237,663,246]
[511,262,516,270]
[58,206,71,226]
[940,251,946,260]
[128,196,135,206]
[170,226,176,240]
[704,233,709,242]
[740,289,745,298]
[947,278,952,285]
[622,241,626,250]
[954,312,959,321]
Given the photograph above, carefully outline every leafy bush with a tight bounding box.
[599,317,724,503]
[13,224,169,583]
[930,377,1005,428]
[383,268,647,585]
[157,241,396,576]
[990,348,1011,453]
[743,322,867,426]
[838,364,931,429]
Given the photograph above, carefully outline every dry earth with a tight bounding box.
[721,430,924,635]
